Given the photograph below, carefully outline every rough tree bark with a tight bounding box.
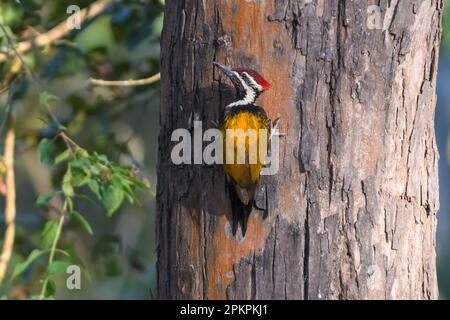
[157,0,443,299]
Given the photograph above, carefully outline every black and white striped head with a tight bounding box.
[213,62,270,107]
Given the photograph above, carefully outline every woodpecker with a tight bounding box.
[214,62,273,237]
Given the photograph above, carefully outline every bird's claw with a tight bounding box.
[209,119,219,128]
[270,117,286,139]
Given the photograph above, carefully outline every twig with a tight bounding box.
[39,208,65,300]
[89,73,161,87]
[44,102,63,129]
[0,118,16,286]
[0,78,19,286]
[0,24,29,75]
[59,131,82,150]
[42,96,81,153]
[0,0,110,63]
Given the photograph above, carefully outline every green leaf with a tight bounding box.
[74,148,89,158]
[111,176,133,204]
[1,5,23,28]
[87,164,100,176]
[100,185,125,217]
[11,249,47,280]
[38,138,54,165]
[40,220,59,249]
[87,179,101,199]
[11,248,70,280]
[71,167,88,187]
[53,249,70,258]
[47,260,71,277]
[69,210,93,235]
[62,166,74,197]
[44,279,56,298]
[36,192,56,208]
[75,194,96,206]
[69,158,89,170]
[39,91,58,105]
[94,153,109,163]
[54,149,71,165]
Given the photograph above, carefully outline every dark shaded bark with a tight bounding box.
[157,0,443,299]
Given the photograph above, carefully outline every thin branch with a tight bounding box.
[0,79,18,286]
[1,21,36,83]
[0,118,16,286]
[0,0,110,63]
[39,203,66,300]
[0,24,29,75]
[89,73,161,87]
[44,102,63,129]
[59,131,82,150]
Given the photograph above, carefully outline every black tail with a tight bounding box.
[228,182,253,237]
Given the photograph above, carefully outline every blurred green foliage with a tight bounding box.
[0,0,163,299]
[438,2,450,300]
[443,3,450,52]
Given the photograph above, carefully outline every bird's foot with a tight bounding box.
[270,117,286,139]
[209,119,219,128]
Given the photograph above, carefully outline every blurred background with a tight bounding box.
[0,0,449,299]
[0,0,163,299]
[436,2,450,300]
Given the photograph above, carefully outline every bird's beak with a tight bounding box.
[213,62,235,78]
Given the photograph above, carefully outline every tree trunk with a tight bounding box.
[157,0,443,300]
